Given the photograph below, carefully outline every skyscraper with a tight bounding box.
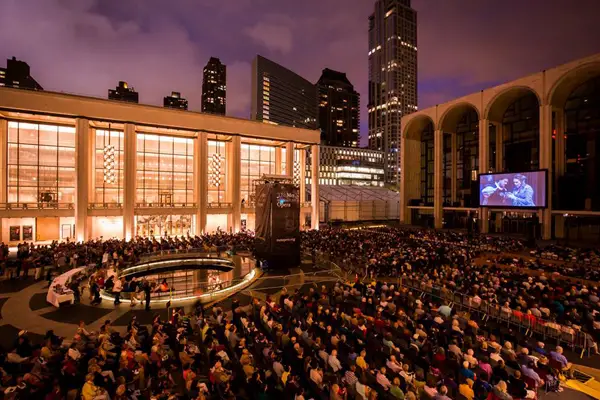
[368,0,418,186]
[201,57,226,115]
[316,68,360,147]
[0,57,43,90]
[108,81,139,103]
[163,91,188,110]
[251,55,317,130]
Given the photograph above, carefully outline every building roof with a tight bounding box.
[0,86,320,144]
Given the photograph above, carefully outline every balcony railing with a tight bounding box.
[135,202,197,208]
[89,202,123,209]
[207,202,232,208]
[0,202,74,210]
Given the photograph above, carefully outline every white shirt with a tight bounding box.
[329,355,342,372]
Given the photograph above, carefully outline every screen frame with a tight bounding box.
[477,169,548,209]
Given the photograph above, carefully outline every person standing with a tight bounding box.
[113,277,123,305]
[144,280,152,311]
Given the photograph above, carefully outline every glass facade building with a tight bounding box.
[0,87,321,243]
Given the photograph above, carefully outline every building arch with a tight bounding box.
[438,102,480,133]
[547,61,600,108]
[485,86,542,122]
[402,114,435,140]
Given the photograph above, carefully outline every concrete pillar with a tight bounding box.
[0,119,7,242]
[450,132,457,204]
[400,131,420,224]
[494,122,504,172]
[539,104,553,239]
[230,136,241,232]
[299,148,306,204]
[123,123,136,240]
[75,118,90,242]
[479,119,490,233]
[434,130,443,229]
[310,144,320,230]
[554,108,565,238]
[286,142,294,179]
[195,133,208,235]
[275,147,282,175]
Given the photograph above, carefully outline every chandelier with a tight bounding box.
[209,153,223,187]
[103,144,116,184]
[293,159,301,185]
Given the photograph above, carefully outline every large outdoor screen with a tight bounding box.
[479,170,547,208]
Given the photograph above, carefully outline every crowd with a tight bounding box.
[0,227,597,399]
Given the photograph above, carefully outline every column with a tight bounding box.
[275,147,282,175]
[433,130,443,229]
[310,144,320,230]
[299,148,306,204]
[195,133,208,235]
[479,119,490,233]
[554,108,566,238]
[286,142,294,179]
[75,118,90,242]
[230,136,241,232]
[450,132,457,204]
[539,104,553,239]
[400,131,420,224]
[494,122,504,172]
[123,123,136,240]
[0,120,7,242]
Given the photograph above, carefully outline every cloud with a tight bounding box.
[244,19,294,54]
[225,61,252,117]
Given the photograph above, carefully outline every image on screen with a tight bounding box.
[479,170,546,208]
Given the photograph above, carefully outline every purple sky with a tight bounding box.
[1,0,599,146]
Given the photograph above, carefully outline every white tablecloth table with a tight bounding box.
[47,267,86,308]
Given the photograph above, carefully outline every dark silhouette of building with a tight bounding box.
[108,81,139,103]
[163,91,188,110]
[251,55,317,130]
[368,0,418,186]
[201,57,226,115]
[0,57,43,90]
[316,68,360,147]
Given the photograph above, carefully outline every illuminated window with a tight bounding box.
[241,144,275,202]
[7,121,76,205]
[136,134,194,206]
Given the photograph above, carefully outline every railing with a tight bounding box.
[89,202,122,209]
[207,202,232,208]
[0,202,74,210]
[242,201,256,209]
[136,247,229,263]
[135,202,197,208]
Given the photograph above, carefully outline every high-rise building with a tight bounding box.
[201,57,226,115]
[368,0,418,186]
[108,81,139,103]
[316,68,360,147]
[163,91,188,110]
[0,57,43,90]
[251,55,317,130]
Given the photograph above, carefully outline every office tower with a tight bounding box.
[163,91,188,110]
[201,57,226,115]
[0,57,43,90]
[108,81,139,103]
[316,68,360,147]
[251,55,317,130]
[368,0,418,186]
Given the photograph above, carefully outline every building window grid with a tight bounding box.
[136,134,194,206]
[94,129,124,205]
[7,121,76,205]
[502,93,540,172]
[456,111,479,199]
[241,144,275,203]
[443,134,452,205]
[420,125,434,204]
